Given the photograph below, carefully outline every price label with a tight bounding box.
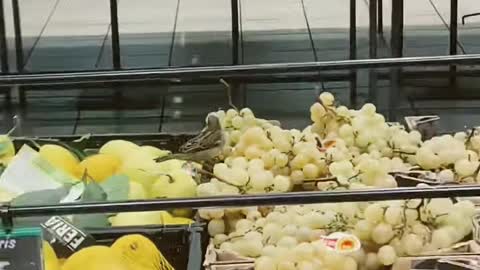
[41,216,95,258]
[0,227,43,270]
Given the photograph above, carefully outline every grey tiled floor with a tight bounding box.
[2,0,480,134]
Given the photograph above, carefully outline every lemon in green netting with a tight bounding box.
[111,234,174,270]
[39,144,79,178]
[43,241,60,270]
[62,246,128,270]
[0,134,15,166]
[99,140,140,161]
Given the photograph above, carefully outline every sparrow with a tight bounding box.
[155,113,225,163]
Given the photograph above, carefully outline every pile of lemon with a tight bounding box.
[1,137,198,226]
[45,234,175,270]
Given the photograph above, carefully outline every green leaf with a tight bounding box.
[99,175,129,202]
[11,186,71,206]
[9,186,72,228]
[81,181,107,202]
[71,181,109,228]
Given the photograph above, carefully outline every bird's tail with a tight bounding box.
[154,153,187,163]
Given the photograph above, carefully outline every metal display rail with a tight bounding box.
[2,185,480,228]
[0,0,468,111]
[0,54,479,120]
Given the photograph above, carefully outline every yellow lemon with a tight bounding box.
[78,154,121,182]
[119,150,156,172]
[150,170,197,199]
[121,168,157,191]
[0,135,15,166]
[39,145,79,177]
[111,234,174,270]
[99,140,140,161]
[140,145,171,159]
[159,211,193,225]
[128,181,147,200]
[62,246,128,270]
[43,241,60,270]
[171,208,193,218]
[109,211,163,226]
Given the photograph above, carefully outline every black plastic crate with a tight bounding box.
[86,224,209,270]
[12,133,195,152]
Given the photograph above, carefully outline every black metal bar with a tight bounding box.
[11,0,26,107]
[449,0,458,86]
[462,12,480,25]
[390,0,404,121]
[109,0,121,70]
[231,0,240,65]
[378,0,383,34]
[1,54,480,86]
[0,0,9,73]
[11,0,24,72]
[349,0,357,107]
[369,0,378,103]
[8,185,480,217]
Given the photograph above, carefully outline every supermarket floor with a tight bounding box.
[1,0,480,135]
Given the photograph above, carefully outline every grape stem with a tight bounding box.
[219,78,239,111]
[196,167,249,193]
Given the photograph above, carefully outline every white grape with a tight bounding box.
[402,233,423,256]
[377,245,396,266]
[296,226,313,242]
[371,223,394,244]
[303,163,320,179]
[290,170,305,184]
[246,210,262,221]
[226,108,238,118]
[437,169,455,184]
[365,252,381,270]
[293,242,315,260]
[431,228,454,249]
[281,224,298,237]
[364,203,384,224]
[213,234,228,245]
[297,261,314,270]
[275,153,290,167]
[384,206,403,225]
[208,219,225,236]
[277,236,298,248]
[235,218,254,233]
[219,241,233,251]
[455,159,479,176]
[263,223,283,244]
[320,92,335,106]
[255,256,276,270]
[342,256,358,270]
[261,245,277,257]
[245,231,263,242]
[353,220,373,240]
[232,115,244,129]
[453,200,476,217]
[277,261,296,270]
[196,182,220,197]
[261,151,275,169]
[231,157,248,169]
[273,175,292,192]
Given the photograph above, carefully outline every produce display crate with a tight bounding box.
[85,224,208,270]
[12,133,195,152]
